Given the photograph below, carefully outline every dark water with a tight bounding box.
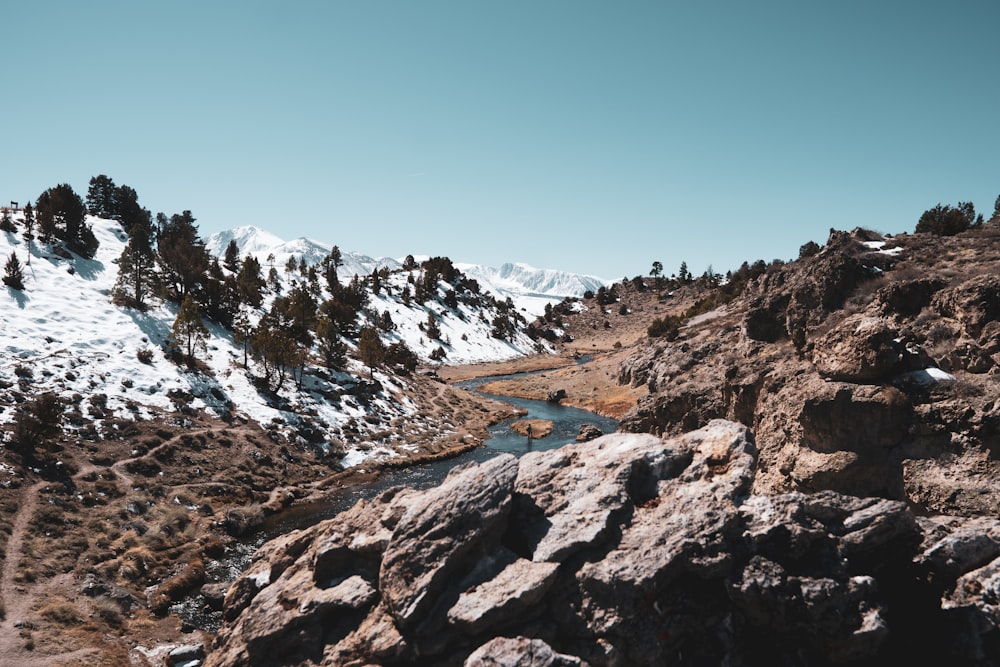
[262,373,618,536]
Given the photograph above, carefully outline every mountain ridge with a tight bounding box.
[206,225,608,316]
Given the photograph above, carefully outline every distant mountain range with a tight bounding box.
[206,226,608,316]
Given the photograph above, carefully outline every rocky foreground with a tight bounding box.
[205,420,1000,666]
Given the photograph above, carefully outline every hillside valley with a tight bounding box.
[4,183,1000,665]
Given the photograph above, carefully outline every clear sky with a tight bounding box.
[3,1,998,280]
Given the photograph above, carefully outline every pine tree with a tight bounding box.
[0,209,15,232]
[3,252,25,290]
[21,203,34,266]
[316,315,347,370]
[236,255,265,307]
[86,174,118,217]
[35,183,97,257]
[113,223,157,308]
[357,326,385,381]
[232,307,253,369]
[425,311,441,340]
[157,210,209,300]
[323,246,343,291]
[223,239,241,272]
[171,294,209,362]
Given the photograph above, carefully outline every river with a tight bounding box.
[262,372,619,536]
[181,368,618,630]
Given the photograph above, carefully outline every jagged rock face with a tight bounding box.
[619,225,1000,517]
[812,315,928,382]
[932,274,1000,338]
[205,421,1000,666]
[743,230,885,342]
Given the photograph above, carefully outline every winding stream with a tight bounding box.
[182,366,619,631]
[262,372,619,536]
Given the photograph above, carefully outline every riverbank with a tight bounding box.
[443,350,646,420]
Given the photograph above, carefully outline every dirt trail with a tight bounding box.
[0,480,48,666]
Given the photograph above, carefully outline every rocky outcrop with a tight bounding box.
[743,229,889,342]
[206,421,1000,666]
[619,226,1000,517]
[575,423,603,442]
[932,274,1000,338]
[811,315,931,382]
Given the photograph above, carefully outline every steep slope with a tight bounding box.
[615,224,1000,516]
[1,215,540,472]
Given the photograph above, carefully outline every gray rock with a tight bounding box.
[380,454,519,629]
[206,420,1000,667]
[448,558,560,635]
[167,643,205,666]
[812,315,907,382]
[465,636,586,667]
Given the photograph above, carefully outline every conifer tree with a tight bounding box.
[0,209,15,232]
[357,326,385,381]
[236,254,265,307]
[35,183,97,257]
[171,294,209,362]
[315,314,348,370]
[323,246,343,291]
[20,204,34,267]
[3,252,25,290]
[157,210,209,300]
[86,174,118,217]
[113,223,157,308]
[223,239,241,272]
[232,307,253,369]
[425,311,441,340]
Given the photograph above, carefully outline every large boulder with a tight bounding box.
[811,315,929,383]
[205,420,1000,666]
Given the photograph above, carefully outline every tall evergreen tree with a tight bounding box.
[3,252,25,290]
[322,246,343,291]
[232,307,253,369]
[35,183,97,257]
[115,184,151,234]
[223,239,241,272]
[21,203,34,266]
[113,223,157,308]
[170,294,209,362]
[236,254,265,307]
[157,210,209,300]
[86,175,118,217]
[315,314,348,370]
[357,326,385,381]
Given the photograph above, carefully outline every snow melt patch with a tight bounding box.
[862,240,903,256]
[904,367,956,385]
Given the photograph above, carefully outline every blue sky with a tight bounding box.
[3,1,998,280]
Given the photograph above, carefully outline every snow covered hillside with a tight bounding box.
[208,227,608,316]
[1,214,545,468]
[458,261,607,315]
[206,226,401,284]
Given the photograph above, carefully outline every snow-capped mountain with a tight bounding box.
[206,226,401,281]
[457,262,608,315]
[208,227,607,316]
